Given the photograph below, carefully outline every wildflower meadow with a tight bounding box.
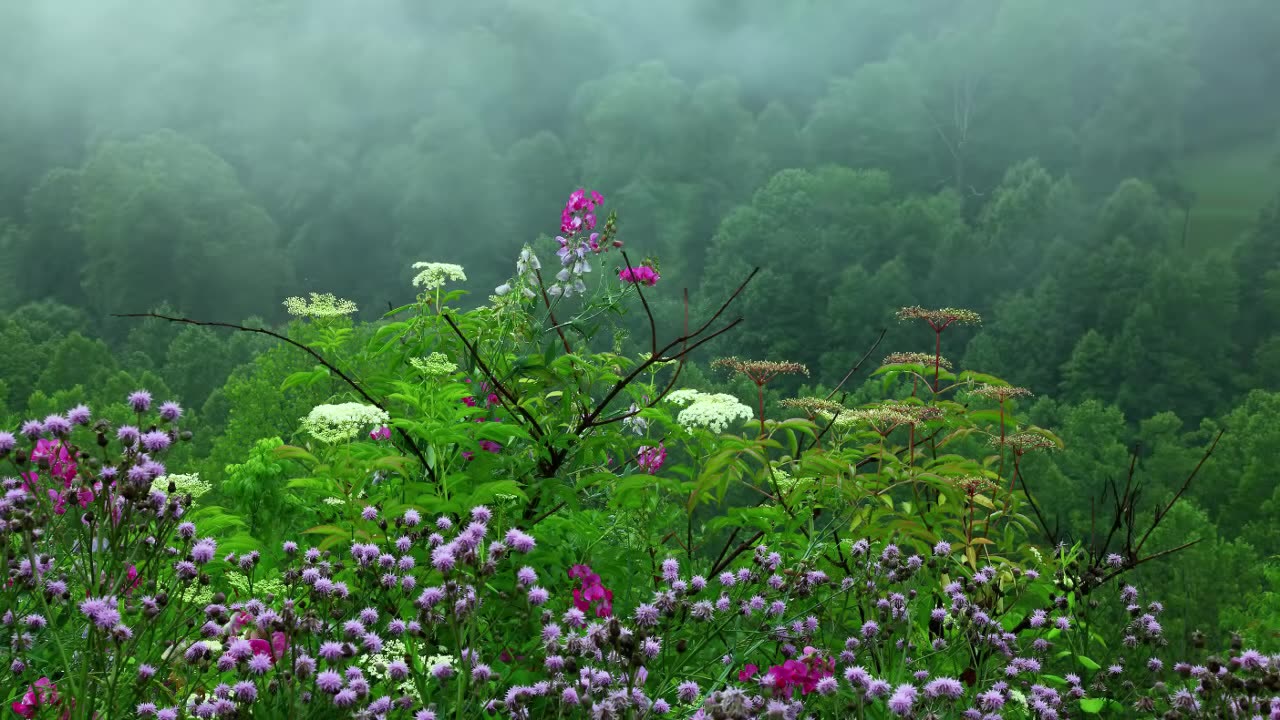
[1,188,1277,719]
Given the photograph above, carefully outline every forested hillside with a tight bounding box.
[2,0,1279,656]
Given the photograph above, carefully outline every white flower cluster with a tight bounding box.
[409,352,458,377]
[282,292,358,318]
[426,654,455,673]
[322,497,345,507]
[367,639,420,699]
[494,247,541,300]
[300,402,390,444]
[412,262,467,290]
[152,472,212,499]
[667,390,754,434]
[664,389,703,406]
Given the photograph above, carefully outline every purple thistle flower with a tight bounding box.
[505,528,535,553]
[117,425,141,445]
[403,508,421,527]
[361,505,378,521]
[924,677,964,700]
[316,670,343,693]
[295,655,316,677]
[0,431,14,453]
[159,401,182,422]
[865,679,891,700]
[517,566,537,586]
[140,431,171,453]
[19,420,43,439]
[42,414,72,437]
[128,390,153,413]
[471,505,492,523]
[157,709,179,720]
[634,603,660,626]
[528,587,549,605]
[430,545,456,572]
[67,405,92,425]
[232,681,256,702]
[333,689,357,707]
[192,539,216,564]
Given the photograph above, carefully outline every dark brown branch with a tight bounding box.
[709,531,766,576]
[574,269,759,434]
[824,328,888,401]
[530,500,568,527]
[621,251,657,356]
[441,313,546,441]
[532,267,573,355]
[1134,429,1222,555]
[1013,457,1055,545]
[112,312,434,480]
[656,318,743,363]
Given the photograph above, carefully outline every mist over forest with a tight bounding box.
[2,1,1280,707]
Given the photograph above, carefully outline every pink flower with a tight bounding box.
[759,648,834,698]
[619,266,660,286]
[126,565,142,595]
[568,565,614,617]
[738,664,759,682]
[248,632,289,664]
[636,443,666,474]
[369,426,392,441]
[31,439,78,484]
[11,678,59,719]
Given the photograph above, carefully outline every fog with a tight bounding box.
[1,0,1277,366]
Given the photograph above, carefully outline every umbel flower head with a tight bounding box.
[895,306,982,328]
[151,473,212,499]
[283,292,358,318]
[882,352,952,370]
[409,352,458,377]
[992,431,1058,454]
[971,383,1033,402]
[412,262,467,291]
[712,357,809,387]
[779,397,847,417]
[300,402,391,444]
[666,390,754,434]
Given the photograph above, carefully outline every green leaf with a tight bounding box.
[1075,655,1101,671]
[1079,698,1106,714]
[274,445,319,466]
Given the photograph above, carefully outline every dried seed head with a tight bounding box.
[896,306,982,327]
[884,404,945,424]
[712,357,809,386]
[882,352,952,370]
[779,397,846,416]
[971,384,1033,402]
[953,476,997,496]
[992,432,1057,453]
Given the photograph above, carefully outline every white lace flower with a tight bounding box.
[300,403,390,444]
[409,352,458,377]
[412,262,467,290]
[283,292,358,318]
[152,473,212,499]
[664,389,703,406]
[676,393,754,434]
